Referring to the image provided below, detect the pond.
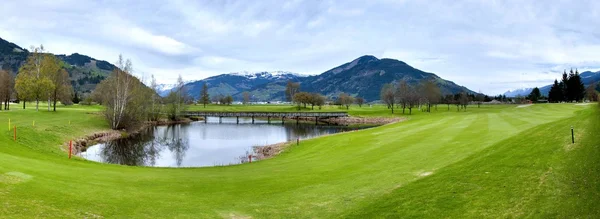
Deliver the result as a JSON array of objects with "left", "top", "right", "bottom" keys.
[{"left": 79, "top": 117, "right": 368, "bottom": 167}]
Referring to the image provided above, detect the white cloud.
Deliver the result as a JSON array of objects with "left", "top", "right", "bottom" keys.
[{"left": 1, "top": 0, "right": 599, "bottom": 95}]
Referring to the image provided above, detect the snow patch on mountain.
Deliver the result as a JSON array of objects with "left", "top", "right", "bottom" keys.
[{"left": 228, "top": 71, "right": 306, "bottom": 79}]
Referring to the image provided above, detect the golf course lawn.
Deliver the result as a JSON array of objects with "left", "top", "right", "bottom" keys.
[{"left": 0, "top": 103, "right": 598, "bottom": 218}]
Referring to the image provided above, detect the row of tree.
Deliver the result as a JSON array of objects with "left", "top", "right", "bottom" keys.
[
  {"left": 0, "top": 45, "right": 74, "bottom": 112},
  {"left": 548, "top": 69, "right": 586, "bottom": 102},
  {"left": 286, "top": 80, "right": 367, "bottom": 110},
  {"left": 381, "top": 80, "right": 483, "bottom": 114}
]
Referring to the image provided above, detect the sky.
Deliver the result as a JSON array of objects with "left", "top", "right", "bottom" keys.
[{"left": 1, "top": 0, "right": 600, "bottom": 95}]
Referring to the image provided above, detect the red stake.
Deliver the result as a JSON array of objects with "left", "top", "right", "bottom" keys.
[
  {"left": 248, "top": 154, "right": 252, "bottom": 163},
  {"left": 69, "top": 140, "right": 73, "bottom": 159},
  {"left": 13, "top": 126, "right": 16, "bottom": 141}
]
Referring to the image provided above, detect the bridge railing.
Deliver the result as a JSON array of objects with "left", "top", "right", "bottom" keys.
[{"left": 180, "top": 111, "right": 349, "bottom": 118}]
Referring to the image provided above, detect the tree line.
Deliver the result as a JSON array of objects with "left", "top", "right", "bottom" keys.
[
  {"left": 285, "top": 81, "right": 366, "bottom": 110},
  {"left": 0, "top": 45, "right": 74, "bottom": 112},
  {"left": 547, "top": 69, "right": 595, "bottom": 102},
  {"left": 380, "top": 79, "right": 487, "bottom": 114}
]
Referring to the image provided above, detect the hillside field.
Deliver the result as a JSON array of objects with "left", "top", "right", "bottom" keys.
[{"left": 0, "top": 103, "right": 598, "bottom": 218}]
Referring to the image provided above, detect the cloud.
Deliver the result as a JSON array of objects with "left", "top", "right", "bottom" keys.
[{"left": 0, "top": 0, "right": 599, "bottom": 95}]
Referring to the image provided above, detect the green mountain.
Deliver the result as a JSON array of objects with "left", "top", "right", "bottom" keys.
[
  {"left": 173, "top": 55, "right": 476, "bottom": 102},
  {"left": 0, "top": 37, "right": 116, "bottom": 94},
  {"left": 298, "top": 55, "right": 475, "bottom": 101}
]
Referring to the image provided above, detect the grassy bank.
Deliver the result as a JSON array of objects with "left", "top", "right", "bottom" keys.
[{"left": 0, "top": 103, "right": 598, "bottom": 218}]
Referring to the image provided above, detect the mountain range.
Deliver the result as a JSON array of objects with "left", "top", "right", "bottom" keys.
[
  {"left": 174, "top": 55, "right": 475, "bottom": 102},
  {"left": 503, "top": 71, "right": 600, "bottom": 97},
  {"left": 1, "top": 36, "right": 475, "bottom": 101},
  {"left": 0, "top": 37, "right": 116, "bottom": 94}
]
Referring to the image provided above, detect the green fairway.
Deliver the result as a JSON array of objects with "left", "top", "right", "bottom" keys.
[{"left": 0, "top": 103, "right": 598, "bottom": 218}]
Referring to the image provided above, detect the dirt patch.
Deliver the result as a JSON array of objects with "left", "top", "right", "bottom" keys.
[
  {"left": 418, "top": 172, "right": 433, "bottom": 177},
  {"left": 253, "top": 142, "right": 290, "bottom": 160},
  {"left": 516, "top": 104, "right": 533, "bottom": 108}
]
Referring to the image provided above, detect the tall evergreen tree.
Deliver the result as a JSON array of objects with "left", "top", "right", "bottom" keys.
[
  {"left": 548, "top": 79, "right": 564, "bottom": 102},
  {"left": 561, "top": 70, "right": 569, "bottom": 101},
  {"left": 528, "top": 87, "right": 541, "bottom": 102},
  {"left": 565, "top": 69, "right": 585, "bottom": 102}
]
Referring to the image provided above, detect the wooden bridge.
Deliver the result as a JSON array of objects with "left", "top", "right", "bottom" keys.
[{"left": 181, "top": 111, "right": 349, "bottom": 124}]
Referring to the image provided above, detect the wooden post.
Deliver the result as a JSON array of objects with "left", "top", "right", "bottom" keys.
[
  {"left": 248, "top": 155, "right": 252, "bottom": 163},
  {"left": 252, "top": 116, "right": 255, "bottom": 124},
  {"left": 268, "top": 116, "right": 271, "bottom": 124},
  {"left": 282, "top": 116, "right": 285, "bottom": 124},
  {"left": 219, "top": 116, "right": 222, "bottom": 123},
  {"left": 296, "top": 117, "right": 299, "bottom": 125},
  {"left": 69, "top": 140, "right": 73, "bottom": 159},
  {"left": 297, "top": 137, "right": 299, "bottom": 145},
  {"left": 13, "top": 126, "right": 16, "bottom": 141},
  {"left": 204, "top": 116, "right": 207, "bottom": 123},
  {"left": 315, "top": 117, "right": 318, "bottom": 125},
  {"left": 571, "top": 126, "right": 575, "bottom": 144}
]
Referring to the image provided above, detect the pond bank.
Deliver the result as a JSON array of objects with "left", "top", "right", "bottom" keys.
[
  {"left": 69, "top": 118, "right": 194, "bottom": 154},
  {"left": 253, "top": 116, "right": 406, "bottom": 160}
]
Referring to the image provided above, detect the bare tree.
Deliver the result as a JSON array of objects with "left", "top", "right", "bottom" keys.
[
  {"left": 94, "top": 55, "right": 150, "bottom": 129},
  {"left": 200, "top": 83, "right": 210, "bottom": 108},
  {"left": 243, "top": 91, "right": 250, "bottom": 104},
  {"left": 475, "top": 91, "right": 485, "bottom": 108},
  {"left": 338, "top": 93, "right": 354, "bottom": 110},
  {"left": 406, "top": 85, "right": 420, "bottom": 115},
  {"left": 313, "top": 94, "right": 326, "bottom": 110},
  {"left": 422, "top": 80, "right": 441, "bottom": 112},
  {"left": 293, "top": 92, "right": 311, "bottom": 110},
  {"left": 381, "top": 83, "right": 395, "bottom": 113},
  {"left": 585, "top": 83, "right": 598, "bottom": 102},
  {"left": 149, "top": 75, "right": 162, "bottom": 121},
  {"left": 165, "top": 75, "right": 188, "bottom": 120},
  {"left": 395, "top": 80, "right": 409, "bottom": 114},
  {"left": 355, "top": 97, "right": 365, "bottom": 107},
  {"left": 285, "top": 81, "right": 300, "bottom": 103},
  {"left": 459, "top": 92, "right": 470, "bottom": 111},
  {"left": 0, "top": 70, "right": 14, "bottom": 110},
  {"left": 48, "top": 67, "right": 72, "bottom": 111}
]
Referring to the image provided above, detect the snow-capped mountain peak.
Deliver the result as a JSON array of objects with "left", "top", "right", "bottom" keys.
[{"left": 227, "top": 71, "right": 305, "bottom": 79}]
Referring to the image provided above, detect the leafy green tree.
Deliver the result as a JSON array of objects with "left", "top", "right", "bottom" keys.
[{"left": 15, "top": 46, "right": 55, "bottom": 111}]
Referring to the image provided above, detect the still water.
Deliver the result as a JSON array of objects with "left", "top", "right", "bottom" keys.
[{"left": 80, "top": 117, "right": 363, "bottom": 167}]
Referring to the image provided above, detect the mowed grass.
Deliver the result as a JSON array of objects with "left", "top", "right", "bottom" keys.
[{"left": 0, "top": 103, "right": 598, "bottom": 218}]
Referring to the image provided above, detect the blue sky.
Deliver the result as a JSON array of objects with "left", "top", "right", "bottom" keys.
[{"left": 1, "top": 0, "right": 599, "bottom": 95}]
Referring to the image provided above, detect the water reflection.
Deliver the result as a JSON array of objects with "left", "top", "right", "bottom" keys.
[{"left": 80, "top": 118, "right": 370, "bottom": 167}]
